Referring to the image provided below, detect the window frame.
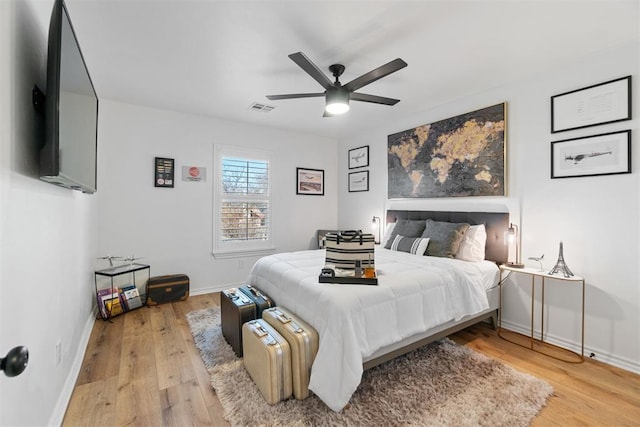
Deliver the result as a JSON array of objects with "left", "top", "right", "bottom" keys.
[{"left": 212, "top": 145, "right": 275, "bottom": 258}]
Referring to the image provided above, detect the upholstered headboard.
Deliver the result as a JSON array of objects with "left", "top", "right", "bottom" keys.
[{"left": 385, "top": 210, "right": 509, "bottom": 264}]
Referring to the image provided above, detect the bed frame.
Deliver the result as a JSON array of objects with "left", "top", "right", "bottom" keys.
[{"left": 362, "top": 210, "right": 509, "bottom": 369}]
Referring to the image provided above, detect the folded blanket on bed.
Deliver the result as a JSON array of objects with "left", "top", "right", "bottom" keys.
[{"left": 247, "top": 247, "right": 498, "bottom": 411}]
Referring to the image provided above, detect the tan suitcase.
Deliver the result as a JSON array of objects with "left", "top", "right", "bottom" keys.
[
  {"left": 242, "top": 319, "right": 292, "bottom": 404},
  {"left": 262, "top": 307, "right": 319, "bottom": 400}
]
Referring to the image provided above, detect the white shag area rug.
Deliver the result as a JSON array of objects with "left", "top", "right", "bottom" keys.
[{"left": 186, "top": 307, "right": 553, "bottom": 426}]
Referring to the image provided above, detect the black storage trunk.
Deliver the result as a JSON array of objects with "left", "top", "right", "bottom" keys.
[
  {"left": 221, "top": 288, "right": 256, "bottom": 357},
  {"left": 146, "top": 274, "right": 189, "bottom": 306}
]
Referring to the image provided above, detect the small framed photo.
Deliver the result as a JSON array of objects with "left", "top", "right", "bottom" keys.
[
  {"left": 551, "top": 130, "right": 631, "bottom": 179},
  {"left": 154, "top": 157, "right": 175, "bottom": 188},
  {"left": 296, "top": 167, "right": 324, "bottom": 195},
  {"left": 551, "top": 76, "right": 631, "bottom": 133},
  {"left": 348, "top": 145, "right": 369, "bottom": 169},
  {"left": 348, "top": 170, "right": 369, "bottom": 192}
]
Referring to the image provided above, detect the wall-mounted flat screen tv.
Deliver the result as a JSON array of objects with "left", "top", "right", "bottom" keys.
[{"left": 40, "top": 0, "right": 98, "bottom": 194}]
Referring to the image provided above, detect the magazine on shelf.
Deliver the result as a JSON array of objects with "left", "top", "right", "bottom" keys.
[{"left": 121, "top": 284, "right": 143, "bottom": 310}]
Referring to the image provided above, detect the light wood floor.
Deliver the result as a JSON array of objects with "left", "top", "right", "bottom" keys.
[{"left": 63, "top": 293, "right": 640, "bottom": 426}]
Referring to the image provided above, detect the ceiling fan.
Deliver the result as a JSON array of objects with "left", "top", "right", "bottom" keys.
[{"left": 266, "top": 52, "right": 407, "bottom": 117}]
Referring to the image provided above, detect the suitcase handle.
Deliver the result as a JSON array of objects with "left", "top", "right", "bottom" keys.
[
  {"left": 226, "top": 288, "right": 251, "bottom": 304},
  {"left": 246, "top": 284, "right": 264, "bottom": 298},
  {"left": 272, "top": 309, "right": 303, "bottom": 333},
  {"left": 251, "top": 322, "right": 277, "bottom": 346}
]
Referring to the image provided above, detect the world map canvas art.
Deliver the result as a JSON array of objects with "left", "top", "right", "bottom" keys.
[{"left": 388, "top": 103, "right": 506, "bottom": 198}]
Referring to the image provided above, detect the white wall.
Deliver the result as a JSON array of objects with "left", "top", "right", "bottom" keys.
[
  {"left": 97, "top": 100, "right": 338, "bottom": 294},
  {"left": 338, "top": 40, "right": 640, "bottom": 373},
  {"left": 0, "top": 1, "right": 98, "bottom": 426}
]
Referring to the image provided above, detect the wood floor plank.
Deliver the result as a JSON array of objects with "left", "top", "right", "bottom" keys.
[
  {"left": 114, "top": 308, "right": 165, "bottom": 427},
  {"left": 64, "top": 293, "right": 640, "bottom": 427},
  {"left": 172, "top": 296, "right": 220, "bottom": 408},
  {"left": 451, "top": 324, "right": 640, "bottom": 426},
  {"left": 114, "top": 379, "right": 165, "bottom": 427},
  {"left": 63, "top": 375, "right": 119, "bottom": 426},
  {"left": 159, "top": 380, "right": 212, "bottom": 426},
  {"left": 75, "top": 315, "right": 124, "bottom": 385},
  {"left": 149, "top": 304, "right": 197, "bottom": 390}
]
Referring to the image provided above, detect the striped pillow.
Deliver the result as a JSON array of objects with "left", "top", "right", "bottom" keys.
[{"left": 390, "top": 235, "right": 430, "bottom": 255}]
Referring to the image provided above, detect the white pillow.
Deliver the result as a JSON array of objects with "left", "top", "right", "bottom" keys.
[
  {"left": 380, "top": 222, "right": 396, "bottom": 247},
  {"left": 390, "top": 235, "right": 430, "bottom": 255},
  {"left": 455, "top": 224, "right": 486, "bottom": 262}
]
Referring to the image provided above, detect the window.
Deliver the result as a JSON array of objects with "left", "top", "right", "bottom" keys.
[{"left": 213, "top": 146, "right": 274, "bottom": 257}]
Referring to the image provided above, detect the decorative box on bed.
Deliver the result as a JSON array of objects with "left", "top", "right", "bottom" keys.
[{"left": 247, "top": 210, "right": 509, "bottom": 412}]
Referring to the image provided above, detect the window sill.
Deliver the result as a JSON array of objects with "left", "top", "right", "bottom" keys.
[{"left": 212, "top": 247, "right": 276, "bottom": 259}]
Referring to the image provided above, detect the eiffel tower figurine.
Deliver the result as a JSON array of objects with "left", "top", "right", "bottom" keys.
[{"left": 548, "top": 241, "right": 574, "bottom": 278}]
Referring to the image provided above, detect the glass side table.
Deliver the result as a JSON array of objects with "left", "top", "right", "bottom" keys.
[{"left": 94, "top": 263, "right": 150, "bottom": 320}]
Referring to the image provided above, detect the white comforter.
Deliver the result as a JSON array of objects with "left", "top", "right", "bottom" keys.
[{"left": 247, "top": 247, "right": 499, "bottom": 412}]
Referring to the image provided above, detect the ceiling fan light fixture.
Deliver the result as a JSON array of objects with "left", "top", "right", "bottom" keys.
[{"left": 325, "top": 86, "right": 350, "bottom": 115}]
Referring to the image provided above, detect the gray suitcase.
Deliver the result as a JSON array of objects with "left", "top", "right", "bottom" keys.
[
  {"left": 242, "top": 319, "right": 293, "bottom": 404},
  {"left": 262, "top": 307, "right": 319, "bottom": 400}
]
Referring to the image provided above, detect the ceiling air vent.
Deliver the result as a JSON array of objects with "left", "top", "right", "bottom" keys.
[{"left": 249, "top": 102, "right": 275, "bottom": 113}]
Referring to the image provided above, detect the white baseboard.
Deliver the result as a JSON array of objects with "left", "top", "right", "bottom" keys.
[
  {"left": 190, "top": 281, "right": 244, "bottom": 296},
  {"left": 48, "top": 308, "right": 97, "bottom": 427},
  {"left": 500, "top": 320, "right": 640, "bottom": 375}
]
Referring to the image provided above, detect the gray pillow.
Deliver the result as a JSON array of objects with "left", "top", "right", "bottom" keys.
[
  {"left": 383, "top": 219, "right": 426, "bottom": 249},
  {"left": 421, "top": 219, "right": 470, "bottom": 258}
]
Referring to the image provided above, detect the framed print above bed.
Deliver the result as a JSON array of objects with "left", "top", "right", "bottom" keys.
[
  {"left": 551, "top": 76, "right": 631, "bottom": 133},
  {"left": 551, "top": 130, "right": 631, "bottom": 179},
  {"left": 387, "top": 102, "right": 506, "bottom": 198},
  {"left": 348, "top": 145, "right": 369, "bottom": 169},
  {"left": 296, "top": 167, "right": 324, "bottom": 195}
]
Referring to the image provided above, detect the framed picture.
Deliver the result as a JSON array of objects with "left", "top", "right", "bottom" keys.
[
  {"left": 551, "top": 130, "right": 631, "bottom": 179},
  {"left": 348, "top": 145, "right": 369, "bottom": 169},
  {"left": 181, "top": 165, "right": 206, "bottom": 182},
  {"left": 551, "top": 76, "right": 631, "bottom": 133},
  {"left": 348, "top": 170, "right": 369, "bottom": 192},
  {"left": 296, "top": 167, "right": 324, "bottom": 195},
  {"left": 387, "top": 102, "right": 506, "bottom": 198},
  {"left": 154, "top": 157, "right": 174, "bottom": 188}
]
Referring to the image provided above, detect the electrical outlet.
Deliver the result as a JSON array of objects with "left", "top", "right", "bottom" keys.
[{"left": 55, "top": 340, "right": 62, "bottom": 366}]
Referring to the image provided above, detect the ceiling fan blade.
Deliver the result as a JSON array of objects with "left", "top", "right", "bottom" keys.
[
  {"left": 288, "top": 52, "right": 333, "bottom": 90},
  {"left": 351, "top": 92, "right": 400, "bottom": 105},
  {"left": 343, "top": 58, "right": 407, "bottom": 92},
  {"left": 266, "top": 93, "right": 325, "bottom": 100}
]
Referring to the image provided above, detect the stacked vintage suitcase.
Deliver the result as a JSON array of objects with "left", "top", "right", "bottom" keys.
[
  {"left": 220, "top": 285, "right": 319, "bottom": 404},
  {"left": 221, "top": 285, "right": 274, "bottom": 357}
]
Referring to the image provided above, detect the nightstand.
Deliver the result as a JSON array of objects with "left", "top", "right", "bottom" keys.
[{"left": 498, "top": 265, "right": 585, "bottom": 363}]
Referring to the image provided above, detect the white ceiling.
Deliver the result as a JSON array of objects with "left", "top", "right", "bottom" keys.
[{"left": 61, "top": 0, "right": 638, "bottom": 140}]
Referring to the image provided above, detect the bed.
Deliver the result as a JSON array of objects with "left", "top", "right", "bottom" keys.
[{"left": 247, "top": 210, "right": 509, "bottom": 412}]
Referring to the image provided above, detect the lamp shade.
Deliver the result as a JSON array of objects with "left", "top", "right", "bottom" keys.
[
  {"left": 325, "top": 86, "right": 350, "bottom": 115},
  {"left": 504, "top": 223, "right": 524, "bottom": 268},
  {"left": 371, "top": 216, "right": 381, "bottom": 244}
]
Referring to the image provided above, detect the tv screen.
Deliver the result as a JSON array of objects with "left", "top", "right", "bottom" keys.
[{"left": 40, "top": 0, "right": 98, "bottom": 194}]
